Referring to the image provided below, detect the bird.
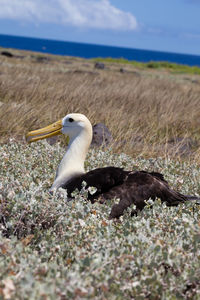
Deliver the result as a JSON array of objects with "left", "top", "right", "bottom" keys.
[{"left": 26, "top": 113, "right": 200, "bottom": 219}]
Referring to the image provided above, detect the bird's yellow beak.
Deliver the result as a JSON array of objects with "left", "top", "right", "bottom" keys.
[{"left": 26, "top": 119, "right": 63, "bottom": 143}]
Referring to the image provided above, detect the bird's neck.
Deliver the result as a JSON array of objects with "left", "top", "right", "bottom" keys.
[{"left": 50, "top": 131, "right": 92, "bottom": 191}]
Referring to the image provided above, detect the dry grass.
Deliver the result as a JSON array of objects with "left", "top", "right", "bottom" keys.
[{"left": 0, "top": 48, "right": 200, "bottom": 161}]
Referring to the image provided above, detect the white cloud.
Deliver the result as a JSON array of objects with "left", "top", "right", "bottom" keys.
[{"left": 0, "top": 0, "right": 138, "bottom": 31}]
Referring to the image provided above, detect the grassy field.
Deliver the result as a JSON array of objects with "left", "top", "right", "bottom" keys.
[
  {"left": 0, "top": 48, "right": 200, "bottom": 299},
  {"left": 0, "top": 47, "right": 200, "bottom": 161}
]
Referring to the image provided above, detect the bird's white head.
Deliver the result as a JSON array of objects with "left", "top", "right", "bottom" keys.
[
  {"left": 26, "top": 113, "right": 93, "bottom": 190},
  {"left": 26, "top": 113, "right": 93, "bottom": 146},
  {"left": 61, "top": 113, "right": 93, "bottom": 145}
]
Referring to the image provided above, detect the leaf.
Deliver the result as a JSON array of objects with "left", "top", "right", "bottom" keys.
[
  {"left": 21, "top": 234, "right": 34, "bottom": 246},
  {"left": 78, "top": 219, "right": 86, "bottom": 227},
  {"left": 66, "top": 258, "right": 72, "bottom": 265},
  {"left": 0, "top": 243, "right": 9, "bottom": 255},
  {"left": 75, "top": 288, "right": 87, "bottom": 297},
  {"left": 82, "top": 257, "right": 90, "bottom": 267},
  {"left": 194, "top": 234, "right": 200, "bottom": 243},
  {"left": 101, "top": 220, "right": 108, "bottom": 226},
  {"left": 2, "top": 278, "right": 15, "bottom": 300}
]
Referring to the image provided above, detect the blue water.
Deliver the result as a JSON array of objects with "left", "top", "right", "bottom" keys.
[{"left": 0, "top": 34, "right": 200, "bottom": 67}]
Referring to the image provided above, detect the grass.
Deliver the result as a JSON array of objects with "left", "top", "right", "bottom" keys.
[
  {"left": 94, "top": 57, "right": 200, "bottom": 75},
  {"left": 0, "top": 48, "right": 200, "bottom": 299},
  {"left": 0, "top": 47, "right": 200, "bottom": 162}
]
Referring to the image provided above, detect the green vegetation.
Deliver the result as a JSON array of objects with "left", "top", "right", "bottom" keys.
[
  {"left": 0, "top": 141, "right": 200, "bottom": 299},
  {"left": 94, "top": 57, "right": 200, "bottom": 75}
]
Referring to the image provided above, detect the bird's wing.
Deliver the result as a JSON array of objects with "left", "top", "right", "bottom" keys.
[
  {"left": 107, "top": 171, "right": 187, "bottom": 218},
  {"left": 61, "top": 167, "right": 129, "bottom": 199}
]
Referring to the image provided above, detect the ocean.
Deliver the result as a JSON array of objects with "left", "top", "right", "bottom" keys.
[{"left": 0, "top": 33, "right": 200, "bottom": 67}]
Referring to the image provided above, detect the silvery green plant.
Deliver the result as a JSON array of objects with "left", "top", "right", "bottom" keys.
[{"left": 0, "top": 140, "right": 200, "bottom": 299}]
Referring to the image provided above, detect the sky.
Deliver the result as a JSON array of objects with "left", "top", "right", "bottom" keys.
[{"left": 0, "top": 0, "right": 200, "bottom": 55}]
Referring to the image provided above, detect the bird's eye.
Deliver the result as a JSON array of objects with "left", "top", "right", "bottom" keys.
[{"left": 68, "top": 118, "right": 74, "bottom": 123}]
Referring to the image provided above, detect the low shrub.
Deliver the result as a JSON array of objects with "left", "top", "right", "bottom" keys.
[{"left": 0, "top": 141, "right": 200, "bottom": 299}]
